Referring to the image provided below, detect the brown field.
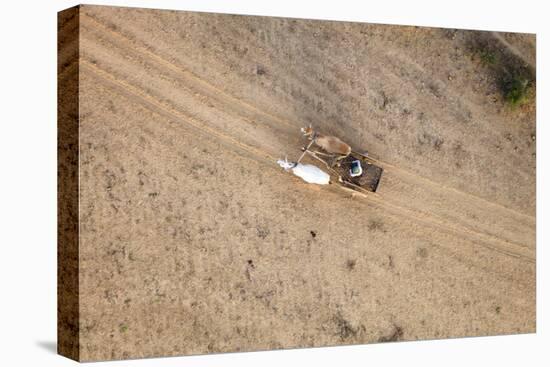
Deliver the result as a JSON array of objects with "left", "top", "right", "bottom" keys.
[{"left": 58, "top": 5, "right": 536, "bottom": 362}]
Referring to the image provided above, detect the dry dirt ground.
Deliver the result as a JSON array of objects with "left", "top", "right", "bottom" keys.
[{"left": 60, "top": 5, "right": 535, "bottom": 361}]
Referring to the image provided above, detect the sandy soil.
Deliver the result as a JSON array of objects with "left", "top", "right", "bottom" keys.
[{"left": 63, "top": 5, "right": 535, "bottom": 361}]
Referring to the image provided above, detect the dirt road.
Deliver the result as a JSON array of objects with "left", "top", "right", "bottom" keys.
[{"left": 63, "top": 5, "right": 535, "bottom": 361}]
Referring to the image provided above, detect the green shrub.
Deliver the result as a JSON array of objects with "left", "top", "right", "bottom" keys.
[{"left": 504, "top": 75, "right": 530, "bottom": 107}]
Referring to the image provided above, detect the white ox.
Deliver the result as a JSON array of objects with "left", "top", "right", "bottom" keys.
[{"left": 277, "top": 159, "right": 330, "bottom": 185}]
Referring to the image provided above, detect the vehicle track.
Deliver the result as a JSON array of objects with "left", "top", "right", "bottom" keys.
[
  {"left": 81, "top": 57, "right": 534, "bottom": 265},
  {"left": 81, "top": 14, "right": 534, "bottom": 255},
  {"left": 81, "top": 12, "right": 534, "bottom": 246},
  {"left": 80, "top": 11, "right": 535, "bottom": 219},
  {"left": 74, "top": 9, "right": 536, "bottom": 358}
]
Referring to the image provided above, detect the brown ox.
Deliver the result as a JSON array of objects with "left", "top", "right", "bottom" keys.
[{"left": 300, "top": 125, "right": 352, "bottom": 160}]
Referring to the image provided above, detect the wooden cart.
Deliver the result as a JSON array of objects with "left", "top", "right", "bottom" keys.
[{"left": 302, "top": 148, "right": 383, "bottom": 195}]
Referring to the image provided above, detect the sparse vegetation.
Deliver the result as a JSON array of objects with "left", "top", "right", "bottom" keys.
[
  {"left": 346, "top": 259, "right": 356, "bottom": 270},
  {"left": 503, "top": 74, "right": 531, "bottom": 107},
  {"left": 66, "top": 11, "right": 536, "bottom": 359},
  {"left": 256, "top": 226, "right": 270, "bottom": 239},
  {"left": 334, "top": 313, "right": 358, "bottom": 341},
  {"left": 470, "top": 34, "right": 535, "bottom": 108},
  {"left": 368, "top": 219, "right": 385, "bottom": 232},
  {"left": 478, "top": 49, "right": 497, "bottom": 65},
  {"left": 433, "top": 137, "right": 444, "bottom": 151}
]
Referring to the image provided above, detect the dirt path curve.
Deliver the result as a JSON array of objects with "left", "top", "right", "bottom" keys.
[
  {"left": 75, "top": 6, "right": 535, "bottom": 360},
  {"left": 80, "top": 11, "right": 535, "bottom": 263},
  {"left": 80, "top": 54, "right": 535, "bottom": 265}
]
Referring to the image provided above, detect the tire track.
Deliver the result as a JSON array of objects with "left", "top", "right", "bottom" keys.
[
  {"left": 81, "top": 13, "right": 299, "bottom": 134},
  {"left": 81, "top": 59, "right": 534, "bottom": 263},
  {"left": 74, "top": 9, "right": 536, "bottom": 357},
  {"left": 82, "top": 67, "right": 533, "bottom": 290},
  {"left": 81, "top": 59, "right": 278, "bottom": 164},
  {"left": 375, "top": 156, "right": 535, "bottom": 218},
  {"left": 366, "top": 192, "right": 533, "bottom": 262},
  {"left": 79, "top": 14, "right": 534, "bottom": 264},
  {"left": 79, "top": 19, "right": 296, "bottom": 160},
  {"left": 81, "top": 10, "right": 535, "bottom": 224}
]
